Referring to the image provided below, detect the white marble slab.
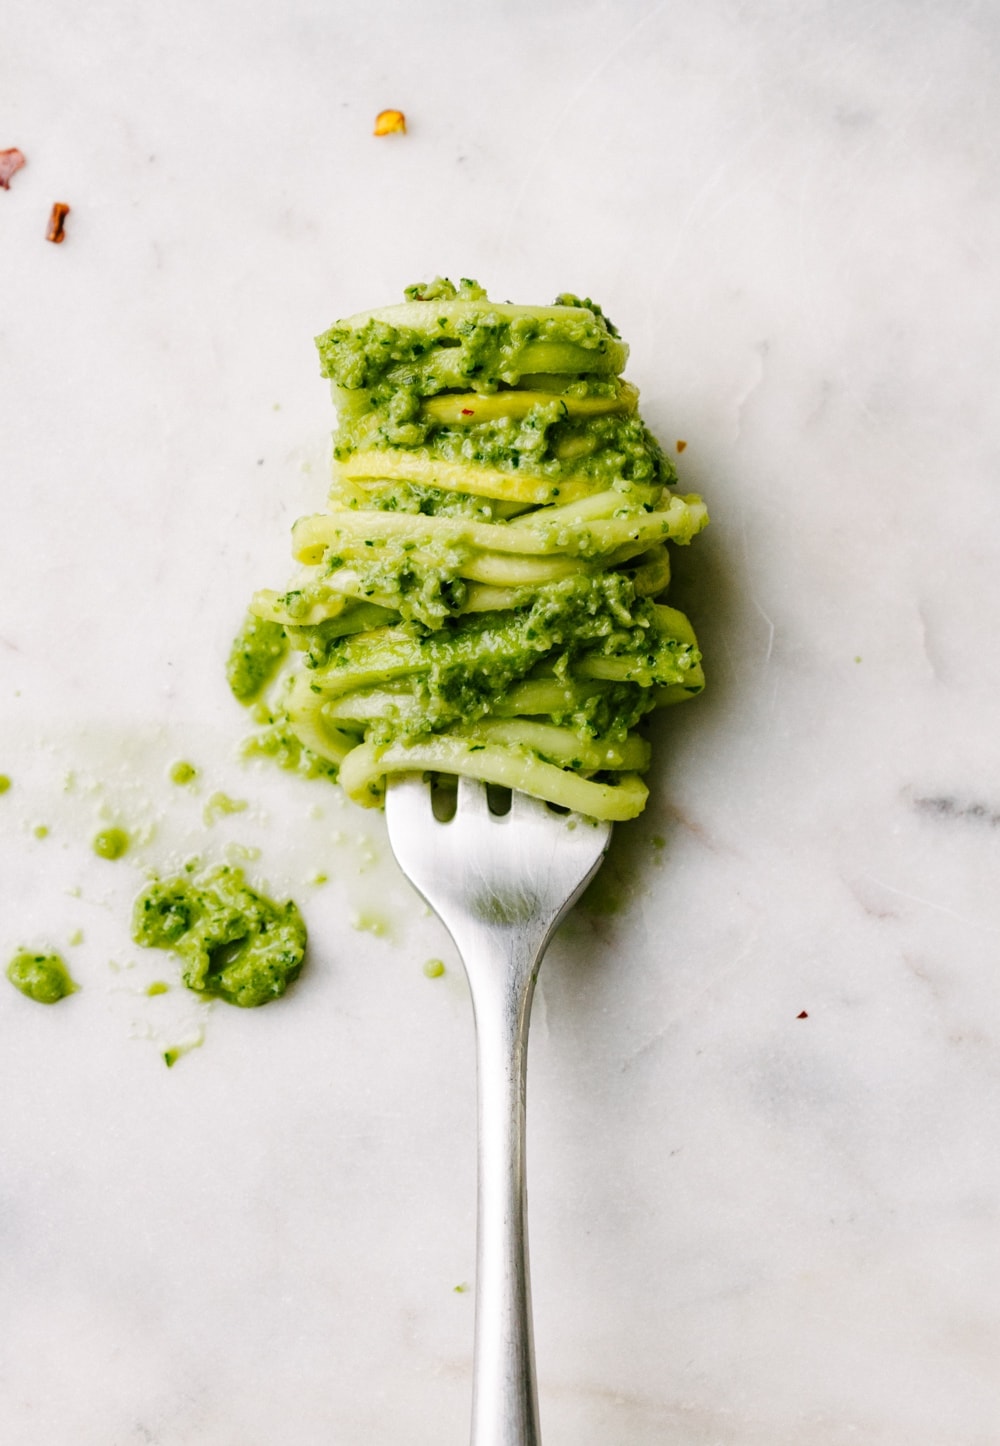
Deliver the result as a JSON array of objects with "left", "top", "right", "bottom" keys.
[{"left": 2, "top": 1, "right": 999, "bottom": 1441}]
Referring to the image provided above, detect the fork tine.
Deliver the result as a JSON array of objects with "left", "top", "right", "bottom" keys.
[
  {"left": 383, "top": 772, "right": 429, "bottom": 828},
  {"left": 509, "top": 789, "right": 555, "bottom": 823},
  {"left": 456, "top": 774, "right": 491, "bottom": 817}
]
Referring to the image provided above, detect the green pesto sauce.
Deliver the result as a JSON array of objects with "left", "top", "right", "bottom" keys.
[
  {"left": 423, "top": 958, "right": 445, "bottom": 979},
  {"left": 312, "top": 573, "right": 695, "bottom": 747},
  {"left": 227, "top": 612, "right": 288, "bottom": 703},
  {"left": 403, "top": 276, "right": 487, "bottom": 303},
  {"left": 93, "top": 827, "right": 129, "bottom": 860},
  {"left": 7, "top": 951, "right": 78, "bottom": 1004},
  {"left": 316, "top": 282, "right": 625, "bottom": 399},
  {"left": 131, "top": 865, "right": 307, "bottom": 1008},
  {"left": 335, "top": 401, "right": 673, "bottom": 493},
  {"left": 240, "top": 719, "right": 339, "bottom": 781},
  {"left": 33, "top": 824, "right": 49, "bottom": 840},
  {"left": 170, "top": 760, "right": 198, "bottom": 785},
  {"left": 146, "top": 980, "right": 169, "bottom": 996},
  {"left": 0, "top": 775, "right": 10, "bottom": 794}
]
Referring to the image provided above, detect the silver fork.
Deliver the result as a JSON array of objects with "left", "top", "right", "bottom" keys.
[{"left": 385, "top": 774, "right": 613, "bottom": 1446}]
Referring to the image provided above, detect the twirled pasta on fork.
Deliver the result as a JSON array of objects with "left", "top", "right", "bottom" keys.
[{"left": 229, "top": 277, "right": 708, "bottom": 821}]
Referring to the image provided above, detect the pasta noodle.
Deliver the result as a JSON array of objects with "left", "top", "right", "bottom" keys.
[{"left": 229, "top": 277, "right": 708, "bottom": 821}]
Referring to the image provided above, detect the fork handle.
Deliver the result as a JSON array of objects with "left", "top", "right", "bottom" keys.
[{"left": 463, "top": 925, "right": 544, "bottom": 1446}]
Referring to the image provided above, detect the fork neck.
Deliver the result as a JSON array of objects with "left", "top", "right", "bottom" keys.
[{"left": 454, "top": 923, "right": 545, "bottom": 1446}]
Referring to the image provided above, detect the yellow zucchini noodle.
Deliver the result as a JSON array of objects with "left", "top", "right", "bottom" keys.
[{"left": 228, "top": 277, "right": 708, "bottom": 821}]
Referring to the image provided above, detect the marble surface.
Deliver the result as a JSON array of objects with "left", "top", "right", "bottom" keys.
[{"left": 2, "top": 1, "right": 999, "bottom": 1441}]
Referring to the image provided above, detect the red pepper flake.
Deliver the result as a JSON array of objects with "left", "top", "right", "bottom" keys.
[
  {"left": 46, "top": 202, "right": 70, "bottom": 243},
  {"left": 373, "top": 109, "right": 406, "bottom": 137},
  {"left": 0, "top": 148, "right": 26, "bottom": 189},
  {"left": 676, "top": 439, "right": 688, "bottom": 453},
  {"left": 461, "top": 408, "right": 475, "bottom": 416},
  {"left": 796, "top": 1010, "right": 808, "bottom": 1019}
]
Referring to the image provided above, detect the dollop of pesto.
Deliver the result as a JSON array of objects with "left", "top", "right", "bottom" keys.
[
  {"left": 131, "top": 865, "right": 306, "bottom": 1008},
  {"left": 0, "top": 775, "right": 11, "bottom": 794},
  {"left": 169, "top": 760, "right": 198, "bottom": 785},
  {"left": 227, "top": 612, "right": 288, "bottom": 703},
  {"left": 7, "top": 951, "right": 77, "bottom": 1004}
]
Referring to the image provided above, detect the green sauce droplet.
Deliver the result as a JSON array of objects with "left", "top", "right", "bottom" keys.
[
  {"left": 33, "top": 824, "right": 49, "bottom": 840},
  {"left": 93, "top": 827, "right": 129, "bottom": 860},
  {"left": 423, "top": 958, "right": 445, "bottom": 978},
  {"left": 6, "top": 951, "right": 77, "bottom": 1004},
  {"left": 169, "top": 761, "right": 198, "bottom": 785},
  {"left": 146, "top": 980, "right": 169, "bottom": 997},
  {"left": 0, "top": 775, "right": 11, "bottom": 794}
]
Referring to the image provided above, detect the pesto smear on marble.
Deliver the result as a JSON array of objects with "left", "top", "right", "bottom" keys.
[{"left": 227, "top": 616, "right": 287, "bottom": 702}]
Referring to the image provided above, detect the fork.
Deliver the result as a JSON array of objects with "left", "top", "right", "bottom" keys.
[{"left": 385, "top": 774, "right": 613, "bottom": 1446}]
